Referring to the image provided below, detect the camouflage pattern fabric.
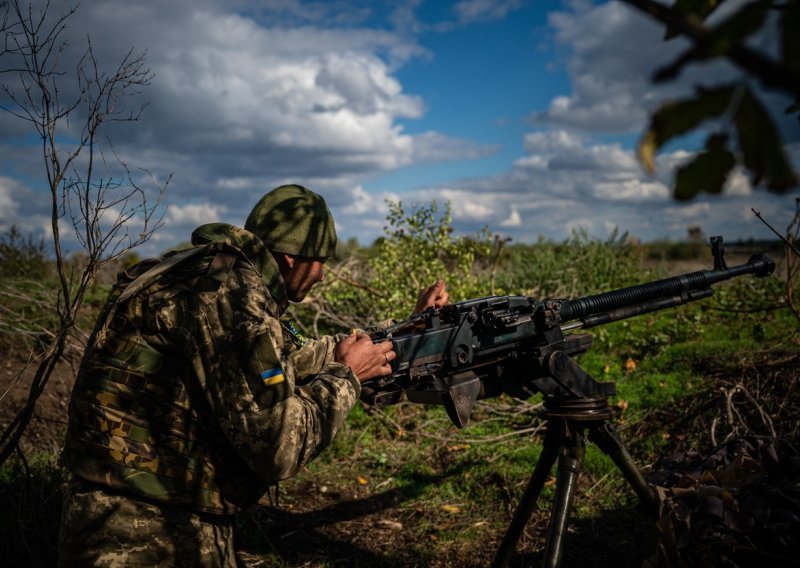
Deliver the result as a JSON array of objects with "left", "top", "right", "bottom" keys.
[
  {"left": 62, "top": 222, "right": 360, "bottom": 519},
  {"left": 58, "top": 479, "right": 236, "bottom": 567},
  {"left": 244, "top": 184, "right": 338, "bottom": 258}
]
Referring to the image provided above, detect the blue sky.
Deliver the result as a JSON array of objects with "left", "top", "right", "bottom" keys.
[{"left": 0, "top": 0, "right": 797, "bottom": 258}]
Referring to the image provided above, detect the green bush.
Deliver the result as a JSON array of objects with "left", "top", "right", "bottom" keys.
[
  {"left": 2, "top": 201, "right": 796, "bottom": 567},
  {"left": 496, "top": 228, "right": 653, "bottom": 299},
  {"left": 0, "top": 226, "right": 50, "bottom": 280},
  {"left": 292, "top": 200, "right": 503, "bottom": 331}
]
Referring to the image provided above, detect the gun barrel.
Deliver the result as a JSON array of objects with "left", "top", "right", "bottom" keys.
[{"left": 559, "top": 253, "right": 774, "bottom": 324}]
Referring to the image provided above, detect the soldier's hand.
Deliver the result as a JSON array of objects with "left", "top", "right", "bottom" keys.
[
  {"left": 412, "top": 279, "right": 449, "bottom": 316},
  {"left": 335, "top": 332, "right": 395, "bottom": 382}
]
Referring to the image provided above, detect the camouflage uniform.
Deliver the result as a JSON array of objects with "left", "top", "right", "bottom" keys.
[{"left": 58, "top": 223, "right": 359, "bottom": 567}]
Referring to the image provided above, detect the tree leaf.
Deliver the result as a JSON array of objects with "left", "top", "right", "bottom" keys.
[
  {"left": 638, "top": 86, "right": 735, "bottom": 173},
  {"left": 734, "top": 88, "right": 799, "bottom": 191},
  {"left": 782, "top": 0, "right": 800, "bottom": 75},
  {"left": 638, "top": 131, "right": 659, "bottom": 174},
  {"left": 674, "top": 134, "right": 736, "bottom": 200},
  {"left": 700, "top": 1, "right": 770, "bottom": 58},
  {"left": 658, "top": 1, "right": 770, "bottom": 80},
  {"left": 665, "top": 0, "right": 726, "bottom": 40}
]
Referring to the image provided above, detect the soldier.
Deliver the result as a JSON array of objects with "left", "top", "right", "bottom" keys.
[{"left": 57, "top": 184, "right": 449, "bottom": 567}]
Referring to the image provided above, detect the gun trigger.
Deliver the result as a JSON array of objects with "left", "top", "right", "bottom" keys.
[{"left": 444, "top": 371, "right": 481, "bottom": 429}]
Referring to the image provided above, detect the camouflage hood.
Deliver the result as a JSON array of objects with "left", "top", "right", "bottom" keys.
[{"left": 191, "top": 222, "right": 289, "bottom": 312}]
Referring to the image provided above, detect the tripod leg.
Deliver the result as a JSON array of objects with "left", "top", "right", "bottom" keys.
[
  {"left": 541, "top": 422, "right": 585, "bottom": 568},
  {"left": 588, "top": 422, "right": 658, "bottom": 515},
  {"left": 492, "top": 421, "right": 562, "bottom": 568}
]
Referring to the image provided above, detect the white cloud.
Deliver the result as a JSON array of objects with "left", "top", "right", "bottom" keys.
[
  {"left": 534, "top": 1, "right": 747, "bottom": 133},
  {"left": 0, "top": 177, "right": 51, "bottom": 240},
  {"left": 166, "top": 203, "right": 227, "bottom": 225},
  {"left": 722, "top": 170, "right": 754, "bottom": 197},
  {"left": 592, "top": 179, "right": 669, "bottom": 201},
  {"left": 138, "top": 25, "right": 425, "bottom": 171},
  {"left": 2, "top": 0, "right": 794, "bottom": 259},
  {"left": 402, "top": 123, "right": 795, "bottom": 246},
  {"left": 0, "top": 0, "right": 452, "bottom": 195},
  {"left": 0, "top": 177, "right": 20, "bottom": 221},
  {"left": 0, "top": 0, "right": 491, "bottom": 256},
  {"left": 322, "top": 185, "right": 406, "bottom": 244},
  {"left": 500, "top": 207, "right": 521, "bottom": 227},
  {"left": 449, "top": 197, "right": 493, "bottom": 220},
  {"left": 342, "top": 185, "right": 385, "bottom": 216}
]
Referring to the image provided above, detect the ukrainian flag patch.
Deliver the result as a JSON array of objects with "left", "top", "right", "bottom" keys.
[{"left": 260, "top": 367, "right": 285, "bottom": 386}]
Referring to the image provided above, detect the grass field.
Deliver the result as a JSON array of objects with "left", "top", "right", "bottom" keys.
[{"left": 1, "top": 236, "right": 798, "bottom": 567}]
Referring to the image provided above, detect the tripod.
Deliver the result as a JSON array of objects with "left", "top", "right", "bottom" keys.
[{"left": 492, "top": 395, "right": 658, "bottom": 568}]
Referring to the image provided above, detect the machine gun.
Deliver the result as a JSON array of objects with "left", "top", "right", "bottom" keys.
[
  {"left": 363, "top": 236, "right": 774, "bottom": 428},
  {"left": 362, "top": 237, "right": 775, "bottom": 567}
]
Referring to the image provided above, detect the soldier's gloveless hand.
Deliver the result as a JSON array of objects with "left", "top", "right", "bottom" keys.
[
  {"left": 334, "top": 332, "right": 395, "bottom": 382},
  {"left": 413, "top": 279, "right": 449, "bottom": 316}
]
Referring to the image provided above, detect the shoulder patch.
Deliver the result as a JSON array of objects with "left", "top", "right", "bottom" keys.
[
  {"left": 281, "top": 319, "right": 309, "bottom": 348},
  {"left": 260, "top": 367, "right": 285, "bottom": 386}
]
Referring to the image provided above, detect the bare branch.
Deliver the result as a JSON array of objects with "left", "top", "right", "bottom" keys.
[
  {"left": 753, "top": 204, "right": 800, "bottom": 325},
  {"left": 752, "top": 208, "right": 800, "bottom": 258},
  {"left": 0, "top": 0, "right": 169, "bottom": 467}
]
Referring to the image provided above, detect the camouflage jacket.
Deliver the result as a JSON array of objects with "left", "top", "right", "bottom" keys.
[{"left": 62, "top": 223, "right": 360, "bottom": 515}]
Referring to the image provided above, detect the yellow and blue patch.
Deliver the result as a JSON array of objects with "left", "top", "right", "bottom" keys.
[{"left": 260, "top": 367, "right": 285, "bottom": 386}]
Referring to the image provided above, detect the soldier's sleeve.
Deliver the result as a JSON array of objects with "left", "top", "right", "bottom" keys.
[
  {"left": 162, "top": 268, "right": 360, "bottom": 482},
  {"left": 289, "top": 314, "right": 396, "bottom": 377},
  {"left": 289, "top": 336, "right": 338, "bottom": 382}
]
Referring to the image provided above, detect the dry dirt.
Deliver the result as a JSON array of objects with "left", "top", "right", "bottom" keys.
[{"left": 1, "top": 356, "right": 79, "bottom": 456}]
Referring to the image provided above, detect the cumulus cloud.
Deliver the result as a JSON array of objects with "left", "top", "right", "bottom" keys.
[
  {"left": 0, "top": 0, "right": 489, "bottom": 256},
  {"left": 326, "top": 185, "right": 401, "bottom": 243},
  {"left": 165, "top": 203, "right": 228, "bottom": 225},
  {"left": 511, "top": 130, "right": 663, "bottom": 201},
  {"left": 532, "top": 0, "right": 790, "bottom": 137},
  {"left": 592, "top": 179, "right": 669, "bottom": 201},
  {"left": 119, "top": 18, "right": 428, "bottom": 181},
  {"left": 400, "top": 125, "right": 790, "bottom": 246},
  {"left": 0, "top": 176, "right": 52, "bottom": 239},
  {"left": 500, "top": 207, "right": 521, "bottom": 227},
  {"left": 3, "top": 0, "right": 794, "bottom": 259},
  {"left": 0, "top": 177, "right": 20, "bottom": 222},
  {"left": 533, "top": 1, "right": 681, "bottom": 132},
  {"left": 336, "top": 185, "right": 387, "bottom": 216}
]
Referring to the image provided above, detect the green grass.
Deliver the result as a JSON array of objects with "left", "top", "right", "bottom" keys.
[{"left": 2, "top": 237, "right": 797, "bottom": 566}]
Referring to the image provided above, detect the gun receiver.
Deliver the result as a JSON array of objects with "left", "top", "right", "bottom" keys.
[{"left": 362, "top": 237, "right": 774, "bottom": 428}]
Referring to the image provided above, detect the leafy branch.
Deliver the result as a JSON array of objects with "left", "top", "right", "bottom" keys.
[{"left": 622, "top": 0, "right": 799, "bottom": 199}]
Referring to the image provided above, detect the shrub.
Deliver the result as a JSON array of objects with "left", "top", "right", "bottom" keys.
[
  {"left": 292, "top": 200, "right": 504, "bottom": 332},
  {"left": 496, "top": 227, "right": 652, "bottom": 299},
  {"left": 0, "top": 226, "right": 50, "bottom": 280}
]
